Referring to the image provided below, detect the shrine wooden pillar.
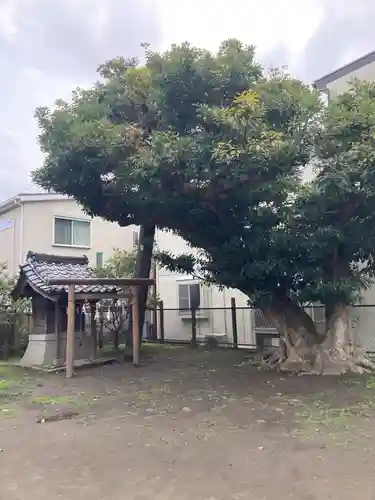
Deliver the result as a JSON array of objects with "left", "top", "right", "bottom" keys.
[
  {"left": 90, "top": 301, "right": 97, "bottom": 360},
  {"left": 66, "top": 284, "right": 76, "bottom": 378},
  {"left": 54, "top": 301, "right": 60, "bottom": 365}
]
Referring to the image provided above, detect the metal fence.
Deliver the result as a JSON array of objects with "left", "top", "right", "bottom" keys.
[
  {"left": 6, "top": 302, "right": 375, "bottom": 356},
  {"left": 149, "top": 302, "right": 375, "bottom": 353},
  {"left": 351, "top": 304, "right": 375, "bottom": 353}
]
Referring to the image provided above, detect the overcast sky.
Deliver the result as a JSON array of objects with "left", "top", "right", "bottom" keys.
[{"left": 0, "top": 0, "right": 374, "bottom": 201}]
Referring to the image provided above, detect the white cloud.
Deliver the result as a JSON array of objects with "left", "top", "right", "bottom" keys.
[
  {"left": 156, "top": 0, "right": 323, "bottom": 62},
  {"left": 0, "top": 0, "right": 161, "bottom": 200},
  {"left": 0, "top": 0, "right": 18, "bottom": 42},
  {"left": 0, "top": 0, "right": 374, "bottom": 201}
]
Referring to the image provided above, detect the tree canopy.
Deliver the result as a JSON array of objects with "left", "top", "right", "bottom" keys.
[
  {"left": 33, "top": 40, "right": 375, "bottom": 374},
  {"left": 96, "top": 248, "right": 137, "bottom": 279}
]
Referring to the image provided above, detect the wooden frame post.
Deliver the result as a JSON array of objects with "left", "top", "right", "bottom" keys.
[
  {"left": 132, "top": 286, "right": 140, "bottom": 366},
  {"left": 90, "top": 301, "right": 97, "bottom": 360},
  {"left": 55, "top": 302, "right": 60, "bottom": 365},
  {"left": 66, "top": 284, "right": 76, "bottom": 378},
  {"left": 231, "top": 297, "right": 238, "bottom": 348},
  {"left": 191, "top": 308, "right": 197, "bottom": 348},
  {"left": 159, "top": 300, "right": 165, "bottom": 344}
]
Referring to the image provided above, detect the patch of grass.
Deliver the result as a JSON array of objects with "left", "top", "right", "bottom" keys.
[
  {"left": 0, "top": 379, "right": 12, "bottom": 390},
  {"left": 292, "top": 392, "right": 375, "bottom": 441},
  {"left": 30, "top": 395, "right": 75, "bottom": 405},
  {"left": 365, "top": 376, "right": 375, "bottom": 389},
  {"left": 142, "top": 343, "right": 185, "bottom": 350},
  {"left": 0, "top": 363, "right": 38, "bottom": 401},
  {"left": 27, "top": 392, "right": 97, "bottom": 420},
  {"left": 0, "top": 404, "right": 17, "bottom": 419}
]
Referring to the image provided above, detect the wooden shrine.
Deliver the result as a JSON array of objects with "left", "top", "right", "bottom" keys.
[{"left": 12, "top": 251, "right": 154, "bottom": 377}]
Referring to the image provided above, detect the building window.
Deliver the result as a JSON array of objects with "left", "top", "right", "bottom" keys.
[
  {"left": 96, "top": 252, "right": 104, "bottom": 269},
  {"left": 133, "top": 230, "right": 139, "bottom": 248},
  {"left": 54, "top": 217, "right": 91, "bottom": 247},
  {"left": 178, "top": 282, "right": 201, "bottom": 311}
]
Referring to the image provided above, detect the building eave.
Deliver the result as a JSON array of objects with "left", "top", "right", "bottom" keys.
[
  {"left": 0, "top": 193, "right": 70, "bottom": 216},
  {"left": 313, "top": 49, "right": 375, "bottom": 91}
]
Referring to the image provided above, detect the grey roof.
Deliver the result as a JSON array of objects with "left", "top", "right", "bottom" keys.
[
  {"left": 313, "top": 49, "right": 375, "bottom": 91},
  {"left": 313, "top": 50, "right": 375, "bottom": 91},
  {"left": 13, "top": 251, "right": 119, "bottom": 300}
]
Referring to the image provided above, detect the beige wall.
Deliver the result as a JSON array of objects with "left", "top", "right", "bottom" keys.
[
  {"left": 0, "top": 205, "right": 21, "bottom": 275},
  {"left": 155, "top": 231, "right": 255, "bottom": 345},
  {"left": 327, "top": 60, "right": 375, "bottom": 96},
  {"left": 21, "top": 199, "right": 136, "bottom": 267}
]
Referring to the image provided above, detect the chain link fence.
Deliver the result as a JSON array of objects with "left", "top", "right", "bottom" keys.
[
  {"left": 351, "top": 305, "right": 375, "bottom": 353},
  {"left": 153, "top": 302, "right": 375, "bottom": 353}
]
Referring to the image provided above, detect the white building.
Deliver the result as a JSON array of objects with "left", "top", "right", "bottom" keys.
[
  {"left": 0, "top": 192, "right": 257, "bottom": 347},
  {"left": 313, "top": 49, "right": 375, "bottom": 96}
]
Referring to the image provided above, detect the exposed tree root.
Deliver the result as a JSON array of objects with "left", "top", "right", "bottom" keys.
[
  {"left": 262, "top": 344, "right": 375, "bottom": 375},
  {"left": 260, "top": 301, "right": 375, "bottom": 375}
]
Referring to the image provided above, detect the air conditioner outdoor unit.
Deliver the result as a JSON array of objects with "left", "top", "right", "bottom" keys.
[{"left": 196, "top": 332, "right": 229, "bottom": 346}]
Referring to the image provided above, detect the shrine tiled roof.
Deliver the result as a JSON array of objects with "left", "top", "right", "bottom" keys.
[{"left": 12, "top": 251, "right": 119, "bottom": 299}]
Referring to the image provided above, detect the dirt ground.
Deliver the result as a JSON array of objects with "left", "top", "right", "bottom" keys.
[{"left": 1, "top": 345, "right": 375, "bottom": 500}]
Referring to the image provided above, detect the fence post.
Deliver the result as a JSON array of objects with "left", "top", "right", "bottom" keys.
[
  {"left": 159, "top": 301, "right": 165, "bottom": 344},
  {"left": 231, "top": 297, "right": 238, "bottom": 348},
  {"left": 191, "top": 308, "right": 197, "bottom": 348}
]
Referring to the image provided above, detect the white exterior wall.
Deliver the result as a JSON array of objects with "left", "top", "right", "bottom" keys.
[
  {"left": 21, "top": 198, "right": 136, "bottom": 267},
  {"left": 155, "top": 230, "right": 255, "bottom": 346},
  {"left": 326, "top": 59, "right": 375, "bottom": 96},
  {"left": 0, "top": 204, "right": 21, "bottom": 275}
]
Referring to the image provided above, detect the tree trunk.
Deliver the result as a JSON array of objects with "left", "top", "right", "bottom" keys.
[
  {"left": 317, "top": 303, "right": 375, "bottom": 374},
  {"left": 262, "top": 298, "right": 323, "bottom": 373},
  {"left": 262, "top": 300, "right": 375, "bottom": 374},
  {"left": 125, "top": 223, "right": 156, "bottom": 348}
]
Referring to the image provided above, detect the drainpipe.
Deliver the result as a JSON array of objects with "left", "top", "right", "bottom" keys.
[{"left": 14, "top": 198, "right": 24, "bottom": 271}]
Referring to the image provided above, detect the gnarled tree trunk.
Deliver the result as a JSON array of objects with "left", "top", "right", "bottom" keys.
[
  {"left": 262, "top": 298, "right": 323, "bottom": 373},
  {"left": 262, "top": 299, "right": 375, "bottom": 374},
  {"left": 316, "top": 303, "right": 375, "bottom": 374}
]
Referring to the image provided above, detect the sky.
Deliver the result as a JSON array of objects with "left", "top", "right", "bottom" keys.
[{"left": 0, "top": 0, "right": 375, "bottom": 201}]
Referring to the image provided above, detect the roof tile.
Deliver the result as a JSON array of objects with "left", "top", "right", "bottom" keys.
[{"left": 19, "top": 251, "right": 119, "bottom": 296}]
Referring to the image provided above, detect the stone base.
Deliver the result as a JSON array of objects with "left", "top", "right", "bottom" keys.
[
  {"left": 16, "top": 357, "right": 117, "bottom": 373},
  {"left": 20, "top": 332, "right": 95, "bottom": 367}
]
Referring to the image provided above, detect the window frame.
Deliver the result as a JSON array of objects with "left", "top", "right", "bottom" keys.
[
  {"left": 95, "top": 252, "right": 104, "bottom": 269},
  {"left": 133, "top": 230, "right": 139, "bottom": 248},
  {"left": 177, "top": 280, "right": 207, "bottom": 317},
  {"left": 52, "top": 216, "right": 92, "bottom": 249}
]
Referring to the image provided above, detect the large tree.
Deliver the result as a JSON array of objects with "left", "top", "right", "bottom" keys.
[
  {"left": 34, "top": 40, "right": 262, "bottom": 337},
  {"left": 33, "top": 40, "right": 375, "bottom": 374}
]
